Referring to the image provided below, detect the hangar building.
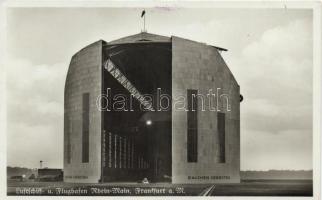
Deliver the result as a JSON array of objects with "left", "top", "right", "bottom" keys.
[{"left": 63, "top": 32, "right": 240, "bottom": 183}]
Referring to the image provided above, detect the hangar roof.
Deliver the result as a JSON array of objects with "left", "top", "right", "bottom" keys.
[
  {"left": 109, "top": 32, "right": 171, "bottom": 44},
  {"left": 108, "top": 32, "right": 227, "bottom": 51}
]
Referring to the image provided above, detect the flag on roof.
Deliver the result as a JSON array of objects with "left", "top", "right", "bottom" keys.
[{"left": 141, "top": 10, "right": 145, "bottom": 18}]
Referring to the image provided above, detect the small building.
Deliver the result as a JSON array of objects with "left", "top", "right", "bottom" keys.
[{"left": 64, "top": 32, "right": 240, "bottom": 183}]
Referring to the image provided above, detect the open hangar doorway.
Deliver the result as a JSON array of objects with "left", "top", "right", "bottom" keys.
[{"left": 101, "top": 42, "right": 172, "bottom": 183}]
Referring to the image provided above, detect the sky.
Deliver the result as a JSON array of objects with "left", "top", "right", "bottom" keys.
[{"left": 6, "top": 7, "right": 313, "bottom": 170}]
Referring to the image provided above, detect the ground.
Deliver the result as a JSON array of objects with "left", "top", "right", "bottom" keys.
[{"left": 7, "top": 179, "right": 312, "bottom": 196}]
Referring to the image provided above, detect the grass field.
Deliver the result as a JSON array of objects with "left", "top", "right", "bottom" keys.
[{"left": 7, "top": 179, "right": 312, "bottom": 196}]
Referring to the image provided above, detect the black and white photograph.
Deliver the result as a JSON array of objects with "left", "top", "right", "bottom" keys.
[{"left": 1, "top": 1, "right": 321, "bottom": 198}]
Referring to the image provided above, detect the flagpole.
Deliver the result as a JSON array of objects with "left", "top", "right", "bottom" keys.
[
  {"left": 144, "top": 14, "right": 146, "bottom": 32},
  {"left": 141, "top": 10, "right": 146, "bottom": 32}
]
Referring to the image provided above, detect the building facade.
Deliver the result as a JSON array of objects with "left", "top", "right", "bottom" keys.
[{"left": 64, "top": 32, "right": 240, "bottom": 183}]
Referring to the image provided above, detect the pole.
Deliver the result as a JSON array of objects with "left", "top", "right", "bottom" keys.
[{"left": 144, "top": 14, "right": 146, "bottom": 32}]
